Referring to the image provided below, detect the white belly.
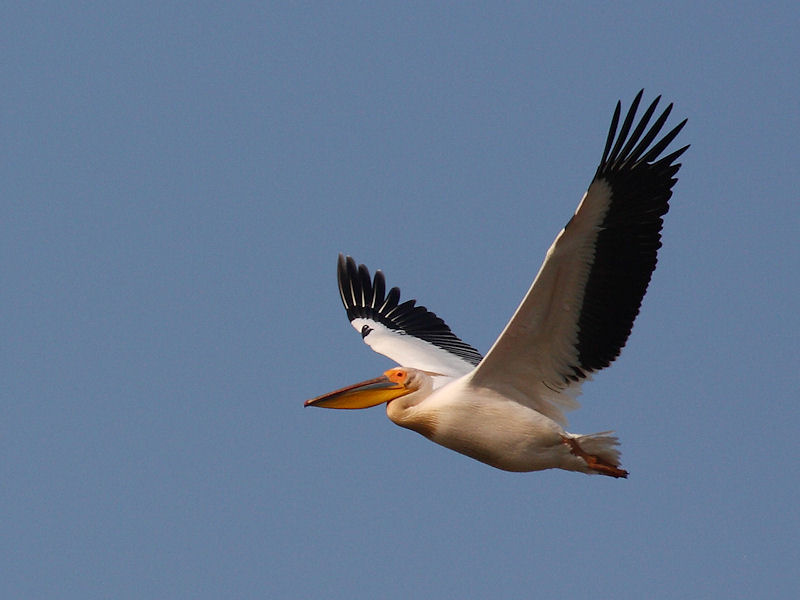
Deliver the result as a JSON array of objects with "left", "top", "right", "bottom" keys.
[{"left": 396, "top": 380, "right": 578, "bottom": 473}]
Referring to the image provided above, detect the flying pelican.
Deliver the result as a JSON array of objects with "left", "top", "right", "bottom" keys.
[{"left": 305, "top": 91, "right": 688, "bottom": 477}]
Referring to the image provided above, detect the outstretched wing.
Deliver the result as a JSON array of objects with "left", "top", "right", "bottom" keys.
[
  {"left": 469, "top": 91, "right": 688, "bottom": 424},
  {"left": 337, "top": 254, "right": 482, "bottom": 377}
]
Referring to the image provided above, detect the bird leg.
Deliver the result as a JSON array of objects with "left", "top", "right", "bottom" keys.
[{"left": 561, "top": 435, "right": 629, "bottom": 478}]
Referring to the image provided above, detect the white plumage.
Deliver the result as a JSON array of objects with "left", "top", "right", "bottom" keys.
[{"left": 306, "top": 91, "right": 688, "bottom": 477}]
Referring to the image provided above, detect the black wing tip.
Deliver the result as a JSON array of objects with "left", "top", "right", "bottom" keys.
[
  {"left": 597, "top": 90, "right": 688, "bottom": 178},
  {"left": 575, "top": 92, "right": 688, "bottom": 375},
  {"left": 337, "top": 254, "right": 377, "bottom": 315}
]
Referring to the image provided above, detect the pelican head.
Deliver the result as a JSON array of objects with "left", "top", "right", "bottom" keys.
[{"left": 304, "top": 367, "right": 427, "bottom": 410}]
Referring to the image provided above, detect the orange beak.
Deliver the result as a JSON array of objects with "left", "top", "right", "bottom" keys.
[{"left": 304, "top": 374, "right": 411, "bottom": 409}]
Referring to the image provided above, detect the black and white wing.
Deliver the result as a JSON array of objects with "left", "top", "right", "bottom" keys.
[
  {"left": 337, "top": 254, "right": 482, "bottom": 377},
  {"left": 469, "top": 91, "right": 688, "bottom": 424}
]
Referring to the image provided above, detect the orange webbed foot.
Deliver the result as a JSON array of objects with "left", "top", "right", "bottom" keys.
[{"left": 561, "top": 435, "right": 629, "bottom": 479}]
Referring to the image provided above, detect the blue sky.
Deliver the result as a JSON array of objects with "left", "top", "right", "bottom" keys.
[{"left": 2, "top": 3, "right": 798, "bottom": 598}]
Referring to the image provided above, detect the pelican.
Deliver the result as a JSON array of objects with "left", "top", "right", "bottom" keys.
[{"left": 305, "top": 91, "right": 688, "bottom": 477}]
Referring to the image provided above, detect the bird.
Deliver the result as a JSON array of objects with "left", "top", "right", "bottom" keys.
[{"left": 305, "top": 91, "right": 688, "bottom": 477}]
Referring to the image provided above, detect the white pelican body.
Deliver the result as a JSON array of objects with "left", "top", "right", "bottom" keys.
[
  {"left": 306, "top": 91, "right": 688, "bottom": 478},
  {"left": 388, "top": 375, "right": 583, "bottom": 473}
]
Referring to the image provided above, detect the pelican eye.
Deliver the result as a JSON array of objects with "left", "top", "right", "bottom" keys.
[{"left": 360, "top": 324, "right": 373, "bottom": 338}]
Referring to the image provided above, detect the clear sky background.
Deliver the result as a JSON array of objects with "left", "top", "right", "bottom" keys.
[{"left": 3, "top": 3, "right": 798, "bottom": 599}]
